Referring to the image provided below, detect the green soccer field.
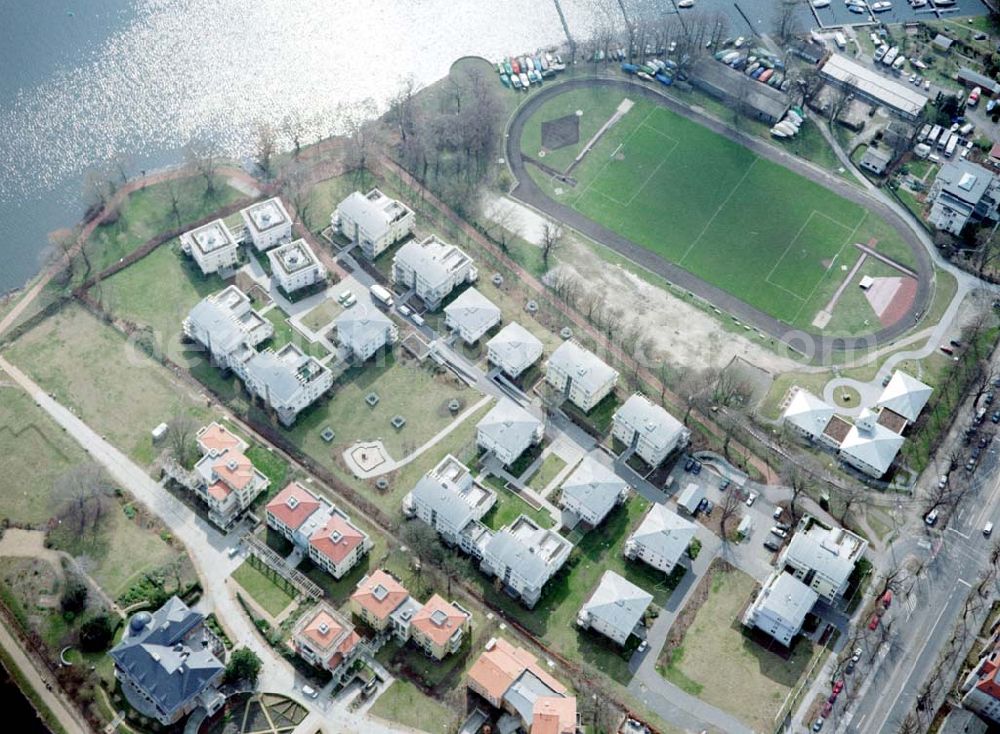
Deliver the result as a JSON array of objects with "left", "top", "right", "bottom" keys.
[{"left": 521, "top": 87, "right": 917, "bottom": 332}]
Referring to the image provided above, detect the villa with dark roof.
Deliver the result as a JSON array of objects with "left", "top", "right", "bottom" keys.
[{"left": 110, "top": 597, "right": 225, "bottom": 725}]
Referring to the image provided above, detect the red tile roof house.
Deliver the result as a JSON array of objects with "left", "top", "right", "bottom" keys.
[
  {"left": 186, "top": 422, "right": 270, "bottom": 530},
  {"left": 350, "top": 570, "right": 471, "bottom": 661},
  {"left": 962, "top": 634, "right": 1000, "bottom": 724},
  {"left": 467, "top": 637, "right": 578, "bottom": 734},
  {"left": 265, "top": 482, "right": 372, "bottom": 579},
  {"left": 291, "top": 603, "right": 365, "bottom": 688}
]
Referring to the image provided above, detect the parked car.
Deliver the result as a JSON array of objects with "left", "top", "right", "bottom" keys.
[
  {"left": 992, "top": 410, "right": 1000, "bottom": 424},
  {"left": 684, "top": 457, "right": 696, "bottom": 472},
  {"left": 703, "top": 500, "right": 715, "bottom": 515},
  {"left": 882, "top": 373, "right": 892, "bottom": 387},
  {"left": 852, "top": 646, "right": 863, "bottom": 663},
  {"left": 833, "top": 680, "right": 844, "bottom": 696},
  {"left": 691, "top": 461, "right": 702, "bottom": 475},
  {"left": 719, "top": 478, "right": 731, "bottom": 492},
  {"left": 302, "top": 685, "right": 318, "bottom": 699},
  {"left": 770, "top": 526, "right": 788, "bottom": 539},
  {"left": 882, "top": 591, "right": 893, "bottom": 608},
  {"left": 746, "top": 492, "right": 758, "bottom": 506},
  {"left": 776, "top": 522, "right": 791, "bottom": 532},
  {"left": 697, "top": 498, "right": 709, "bottom": 514},
  {"left": 763, "top": 537, "right": 781, "bottom": 552},
  {"left": 773, "top": 507, "right": 784, "bottom": 520},
  {"left": 940, "top": 345, "right": 955, "bottom": 356},
  {"left": 638, "top": 640, "right": 649, "bottom": 652},
  {"left": 986, "top": 522, "right": 994, "bottom": 537},
  {"left": 868, "top": 614, "right": 880, "bottom": 631},
  {"left": 812, "top": 718, "right": 825, "bottom": 732},
  {"left": 411, "top": 313, "right": 425, "bottom": 327},
  {"left": 925, "top": 509, "right": 939, "bottom": 526},
  {"left": 398, "top": 304, "right": 412, "bottom": 318},
  {"left": 980, "top": 435, "right": 990, "bottom": 449}
]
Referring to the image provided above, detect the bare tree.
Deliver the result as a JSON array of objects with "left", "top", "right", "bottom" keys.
[
  {"left": 387, "top": 76, "right": 420, "bottom": 145},
  {"left": 55, "top": 463, "right": 113, "bottom": 540},
  {"left": 540, "top": 221, "right": 564, "bottom": 270},
  {"left": 718, "top": 488, "right": 744, "bottom": 542},
  {"left": 836, "top": 482, "right": 868, "bottom": 526},
  {"left": 780, "top": 464, "right": 810, "bottom": 521},
  {"left": 772, "top": 0, "right": 802, "bottom": 43},
  {"left": 253, "top": 121, "right": 277, "bottom": 179},
  {"left": 676, "top": 367, "right": 718, "bottom": 424},
  {"left": 828, "top": 76, "right": 856, "bottom": 126},
  {"left": 185, "top": 137, "right": 221, "bottom": 198},
  {"left": 166, "top": 415, "right": 199, "bottom": 469},
  {"left": 163, "top": 177, "right": 183, "bottom": 228}
]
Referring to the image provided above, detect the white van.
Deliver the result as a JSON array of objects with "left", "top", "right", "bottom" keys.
[
  {"left": 985, "top": 522, "right": 994, "bottom": 537},
  {"left": 370, "top": 284, "right": 394, "bottom": 308}
]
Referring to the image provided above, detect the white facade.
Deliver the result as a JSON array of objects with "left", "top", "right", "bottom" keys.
[
  {"left": 486, "top": 322, "right": 543, "bottom": 379},
  {"left": 476, "top": 399, "right": 544, "bottom": 467},
  {"left": 180, "top": 219, "right": 239, "bottom": 275},
  {"left": 742, "top": 571, "right": 818, "bottom": 646},
  {"left": 612, "top": 393, "right": 688, "bottom": 467},
  {"left": 444, "top": 287, "right": 501, "bottom": 345},
  {"left": 334, "top": 189, "right": 415, "bottom": 260},
  {"left": 558, "top": 456, "right": 629, "bottom": 527},
  {"left": 480, "top": 516, "right": 572, "bottom": 608},
  {"left": 183, "top": 286, "right": 273, "bottom": 369},
  {"left": 402, "top": 455, "right": 496, "bottom": 552},
  {"left": 928, "top": 160, "right": 1000, "bottom": 235},
  {"left": 577, "top": 570, "right": 652, "bottom": 646},
  {"left": 545, "top": 340, "right": 618, "bottom": 413},
  {"left": 779, "top": 515, "right": 868, "bottom": 603},
  {"left": 839, "top": 409, "right": 905, "bottom": 478},
  {"left": 624, "top": 503, "right": 696, "bottom": 575},
  {"left": 243, "top": 344, "right": 333, "bottom": 426},
  {"left": 781, "top": 389, "right": 836, "bottom": 442},
  {"left": 334, "top": 306, "right": 398, "bottom": 361},
  {"left": 267, "top": 239, "right": 326, "bottom": 293},
  {"left": 241, "top": 197, "right": 292, "bottom": 251},
  {"left": 391, "top": 235, "right": 477, "bottom": 310}
]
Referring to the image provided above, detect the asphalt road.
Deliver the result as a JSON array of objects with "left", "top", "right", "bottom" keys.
[
  {"left": 841, "top": 399, "right": 1000, "bottom": 732},
  {"left": 504, "top": 76, "right": 934, "bottom": 362}
]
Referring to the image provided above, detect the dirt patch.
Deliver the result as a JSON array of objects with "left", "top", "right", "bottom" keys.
[
  {"left": 541, "top": 114, "right": 581, "bottom": 151},
  {"left": 878, "top": 276, "right": 917, "bottom": 327},
  {"left": 557, "top": 236, "right": 801, "bottom": 373}
]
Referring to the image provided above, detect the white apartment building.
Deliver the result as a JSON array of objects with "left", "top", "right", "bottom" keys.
[
  {"left": 742, "top": 571, "right": 818, "bottom": 647},
  {"left": 558, "top": 455, "right": 629, "bottom": 527},
  {"left": 267, "top": 239, "right": 326, "bottom": 293},
  {"left": 779, "top": 515, "right": 868, "bottom": 603},
  {"left": 476, "top": 399, "right": 544, "bottom": 467},
  {"left": 402, "top": 455, "right": 496, "bottom": 553},
  {"left": 391, "top": 235, "right": 477, "bottom": 310},
  {"left": 480, "top": 516, "right": 572, "bottom": 608},
  {"left": 179, "top": 219, "right": 239, "bottom": 275},
  {"left": 242, "top": 344, "right": 333, "bottom": 426},
  {"left": 928, "top": 160, "right": 1000, "bottom": 235},
  {"left": 612, "top": 393, "right": 689, "bottom": 467},
  {"left": 444, "top": 287, "right": 501, "bottom": 345},
  {"left": 486, "top": 322, "right": 543, "bottom": 379},
  {"left": 241, "top": 197, "right": 292, "bottom": 251},
  {"left": 334, "top": 306, "right": 398, "bottom": 362},
  {"left": 334, "top": 188, "right": 415, "bottom": 260},
  {"left": 545, "top": 340, "right": 619, "bottom": 413},
  {"left": 624, "top": 503, "right": 697, "bottom": 575},
  {"left": 183, "top": 286, "right": 273, "bottom": 369},
  {"left": 577, "top": 570, "right": 652, "bottom": 646}
]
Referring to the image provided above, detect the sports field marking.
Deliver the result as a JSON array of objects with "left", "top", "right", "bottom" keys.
[
  {"left": 568, "top": 97, "right": 635, "bottom": 173},
  {"left": 574, "top": 107, "right": 657, "bottom": 204},
  {"left": 764, "top": 209, "right": 858, "bottom": 294},
  {"left": 789, "top": 210, "right": 870, "bottom": 324},
  {"left": 677, "top": 157, "right": 760, "bottom": 267},
  {"left": 595, "top": 128, "right": 679, "bottom": 209}
]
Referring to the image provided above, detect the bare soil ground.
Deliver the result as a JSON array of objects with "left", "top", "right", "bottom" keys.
[{"left": 557, "top": 234, "right": 801, "bottom": 373}]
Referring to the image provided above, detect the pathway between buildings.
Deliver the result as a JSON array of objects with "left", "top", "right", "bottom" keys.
[{"left": 0, "top": 355, "right": 415, "bottom": 734}]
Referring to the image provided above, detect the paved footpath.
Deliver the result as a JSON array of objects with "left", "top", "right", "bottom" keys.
[{"left": 0, "top": 355, "right": 415, "bottom": 734}]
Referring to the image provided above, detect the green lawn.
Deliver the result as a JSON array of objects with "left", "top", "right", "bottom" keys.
[
  {"left": 522, "top": 88, "right": 918, "bottom": 333},
  {"left": 470, "top": 496, "right": 677, "bottom": 681},
  {"left": 481, "top": 485, "right": 555, "bottom": 530},
  {"left": 102, "top": 244, "right": 224, "bottom": 348},
  {"left": 369, "top": 680, "right": 455, "bottom": 733},
  {"left": 287, "top": 349, "right": 472, "bottom": 466},
  {"left": 231, "top": 559, "right": 296, "bottom": 617},
  {"left": 49, "top": 503, "right": 181, "bottom": 598},
  {"left": 526, "top": 453, "right": 568, "bottom": 492},
  {"left": 300, "top": 300, "right": 343, "bottom": 333},
  {"left": 658, "top": 565, "right": 821, "bottom": 733},
  {"left": 85, "top": 175, "right": 244, "bottom": 276},
  {"left": 245, "top": 445, "right": 290, "bottom": 503},
  {"left": 262, "top": 307, "right": 330, "bottom": 359},
  {"left": 5, "top": 303, "right": 213, "bottom": 464},
  {"left": 0, "top": 372, "right": 92, "bottom": 524}
]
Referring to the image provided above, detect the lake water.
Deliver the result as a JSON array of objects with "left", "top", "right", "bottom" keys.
[
  {"left": 0, "top": 0, "right": 985, "bottom": 294},
  {"left": 0, "top": 661, "right": 53, "bottom": 734}
]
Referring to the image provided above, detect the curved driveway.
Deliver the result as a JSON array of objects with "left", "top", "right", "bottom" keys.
[{"left": 505, "top": 77, "right": 934, "bottom": 363}]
